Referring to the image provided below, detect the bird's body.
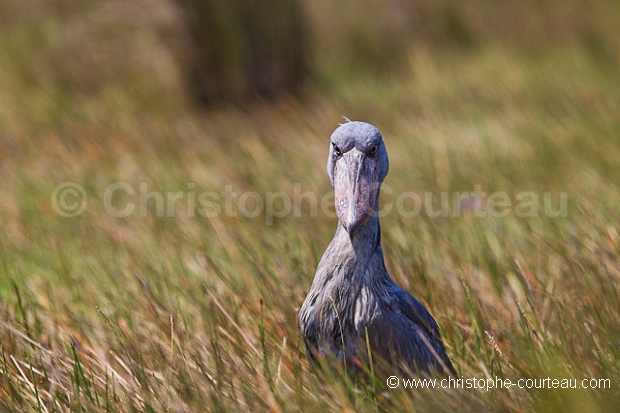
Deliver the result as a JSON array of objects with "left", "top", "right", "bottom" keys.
[{"left": 299, "top": 121, "right": 454, "bottom": 376}]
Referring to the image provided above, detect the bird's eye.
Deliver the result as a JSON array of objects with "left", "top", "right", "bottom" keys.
[
  {"left": 369, "top": 145, "right": 378, "bottom": 155},
  {"left": 332, "top": 143, "right": 342, "bottom": 158}
]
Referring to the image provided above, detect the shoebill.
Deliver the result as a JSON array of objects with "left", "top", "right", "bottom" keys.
[{"left": 299, "top": 121, "right": 455, "bottom": 376}]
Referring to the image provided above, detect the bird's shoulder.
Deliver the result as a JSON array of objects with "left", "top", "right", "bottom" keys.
[{"left": 388, "top": 286, "right": 442, "bottom": 339}]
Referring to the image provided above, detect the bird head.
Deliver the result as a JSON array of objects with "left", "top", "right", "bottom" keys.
[{"left": 327, "top": 121, "right": 389, "bottom": 239}]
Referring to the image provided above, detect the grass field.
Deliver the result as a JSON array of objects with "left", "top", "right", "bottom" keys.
[{"left": 1, "top": 1, "right": 620, "bottom": 412}]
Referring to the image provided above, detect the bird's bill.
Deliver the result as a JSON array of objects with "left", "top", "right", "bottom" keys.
[{"left": 334, "top": 149, "right": 379, "bottom": 238}]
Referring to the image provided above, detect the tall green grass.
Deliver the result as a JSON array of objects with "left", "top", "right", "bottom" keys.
[{"left": 1, "top": 1, "right": 620, "bottom": 411}]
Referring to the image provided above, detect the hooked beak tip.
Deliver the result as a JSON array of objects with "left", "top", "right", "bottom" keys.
[{"left": 344, "top": 221, "right": 357, "bottom": 239}]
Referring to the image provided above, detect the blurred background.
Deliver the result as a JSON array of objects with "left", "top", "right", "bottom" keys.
[
  {"left": 2, "top": 0, "right": 619, "bottom": 109},
  {"left": 1, "top": 0, "right": 620, "bottom": 411}
]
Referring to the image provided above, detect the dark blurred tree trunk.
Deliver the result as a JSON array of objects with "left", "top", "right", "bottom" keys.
[{"left": 177, "top": 0, "right": 308, "bottom": 105}]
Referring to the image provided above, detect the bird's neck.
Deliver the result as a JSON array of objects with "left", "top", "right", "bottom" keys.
[
  {"left": 310, "top": 199, "right": 392, "bottom": 306},
  {"left": 335, "top": 214, "right": 381, "bottom": 261},
  {"left": 329, "top": 197, "right": 387, "bottom": 282}
]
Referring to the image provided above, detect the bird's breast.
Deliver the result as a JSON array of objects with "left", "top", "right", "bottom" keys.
[{"left": 352, "top": 283, "right": 380, "bottom": 332}]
